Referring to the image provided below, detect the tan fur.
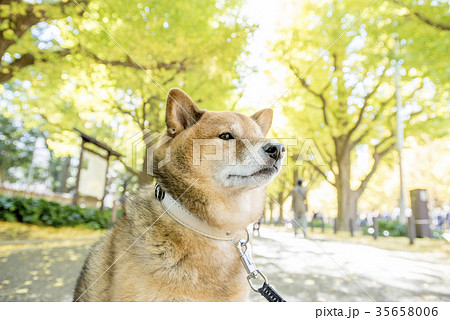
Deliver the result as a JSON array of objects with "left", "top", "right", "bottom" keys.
[{"left": 74, "top": 88, "right": 282, "bottom": 302}]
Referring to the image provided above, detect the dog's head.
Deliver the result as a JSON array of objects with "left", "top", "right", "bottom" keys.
[{"left": 153, "top": 88, "right": 285, "bottom": 193}]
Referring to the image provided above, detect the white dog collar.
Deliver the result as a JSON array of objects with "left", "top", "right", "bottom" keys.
[
  {"left": 154, "top": 184, "right": 245, "bottom": 241},
  {"left": 154, "top": 184, "right": 285, "bottom": 301}
]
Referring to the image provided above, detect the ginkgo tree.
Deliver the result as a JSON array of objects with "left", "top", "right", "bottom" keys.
[
  {"left": 272, "top": 0, "right": 449, "bottom": 230},
  {"left": 3, "top": 0, "right": 255, "bottom": 184},
  {"left": 0, "top": 0, "right": 87, "bottom": 83}
]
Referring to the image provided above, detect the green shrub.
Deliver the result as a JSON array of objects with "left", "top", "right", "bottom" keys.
[
  {"left": 307, "top": 219, "right": 332, "bottom": 229},
  {"left": 363, "top": 219, "right": 407, "bottom": 237},
  {"left": 0, "top": 195, "right": 114, "bottom": 229}
]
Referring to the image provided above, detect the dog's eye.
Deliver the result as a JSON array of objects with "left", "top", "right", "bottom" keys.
[{"left": 218, "top": 132, "right": 235, "bottom": 140}]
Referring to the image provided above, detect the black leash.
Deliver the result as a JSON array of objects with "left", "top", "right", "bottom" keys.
[
  {"left": 258, "top": 282, "right": 286, "bottom": 302},
  {"left": 235, "top": 239, "right": 286, "bottom": 302}
]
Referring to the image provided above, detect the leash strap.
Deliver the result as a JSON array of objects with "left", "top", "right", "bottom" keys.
[{"left": 258, "top": 282, "right": 286, "bottom": 302}]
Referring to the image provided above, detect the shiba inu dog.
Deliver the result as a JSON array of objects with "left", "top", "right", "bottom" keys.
[{"left": 74, "top": 88, "right": 285, "bottom": 301}]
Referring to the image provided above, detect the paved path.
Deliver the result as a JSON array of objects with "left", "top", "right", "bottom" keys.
[
  {"left": 1, "top": 227, "right": 449, "bottom": 302},
  {"left": 0, "top": 242, "right": 91, "bottom": 301},
  {"left": 250, "top": 228, "right": 450, "bottom": 302}
]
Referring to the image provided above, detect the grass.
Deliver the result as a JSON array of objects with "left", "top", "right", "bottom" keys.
[
  {"left": 0, "top": 221, "right": 106, "bottom": 254},
  {"left": 265, "top": 224, "right": 450, "bottom": 259},
  {"left": 0, "top": 221, "right": 105, "bottom": 242}
]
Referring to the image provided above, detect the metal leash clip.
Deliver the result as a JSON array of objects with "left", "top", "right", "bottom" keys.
[
  {"left": 236, "top": 239, "right": 267, "bottom": 292},
  {"left": 235, "top": 238, "right": 286, "bottom": 302}
]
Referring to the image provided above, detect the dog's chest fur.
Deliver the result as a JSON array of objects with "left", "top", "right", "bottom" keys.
[{"left": 74, "top": 186, "right": 250, "bottom": 302}]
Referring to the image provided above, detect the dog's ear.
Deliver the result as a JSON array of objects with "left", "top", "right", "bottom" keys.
[
  {"left": 250, "top": 108, "right": 273, "bottom": 137},
  {"left": 165, "top": 88, "right": 204, "bottom": 136}
]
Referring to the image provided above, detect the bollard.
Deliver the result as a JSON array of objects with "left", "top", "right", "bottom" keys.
[
  {"left": 349, "top": 218, "right": 354, "bottom": 237},
  {"left": 373, "top": 217, "right": 379, "bottom": 240},
  {"left": 407, "top": 216, "right": 416, "bottom": 245},
  {"left": 410, "top": 189, "right": 431, "bottom": 238},
  {"left": 334, "top": 218, "right": 338, "bottom": 234}
]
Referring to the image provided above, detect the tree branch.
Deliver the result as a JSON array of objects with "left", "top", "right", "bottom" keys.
[
  {"left": 0, "top": 49, "right": 71, "bottom": 84},
  {"left": 412, "top": 12, "right": 450, "bottom": 31},
  {"left": 349, "top": 93, "right": 394, "bottom": 148},
  {"left": 0, "top": 0, "right": 80, "bottom": 83},
  {"left": 229, "top": 91, "right": 244, "bottom": 111},
  {"left": 350, "top": 77, "right": 424, "bottom": 148},
  {"left": 0, "top": 54, "right": 35, "bottom": 83},
  {"left": 355, "top": 136, "right": 396, "bottom": 195},
  {"left": 0, "top": 0, "right": 86, "bottom": 58},
  {"left": 84, "top": 48, "right": 187, "bottom": 72},
  {"left": 320, "top": 80, "right": 332, "bottom": 95},
  {"left": 303, "top": 103, "right": 323, "bottom": 110},
  {"left": 380, "top": 91, "right": 396, "bottom": 108},
  {"left": 113, "top": 103, "right": 143, "bottom": 130},
  {"left": 309, "top": 161, "right": 336, "bottom": 187},
  {"left": 323, "top": 147, "right": 337, "bottom": 176},
  {"left": 390, "top": 0, "right": 450, "bottom": 31},
  {"left": 289, "top": 63, "right": 329, "bottom": 125},
  {"left": 346, "top": 78, "right": 384, "bottom": 142},
  {"left": 118, "top": 157, "right": 140, "bottom": 177}
]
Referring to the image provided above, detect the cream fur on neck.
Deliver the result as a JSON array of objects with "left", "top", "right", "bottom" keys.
[{"left": 158, "top": 183, "right": 264, "bottom": 235}]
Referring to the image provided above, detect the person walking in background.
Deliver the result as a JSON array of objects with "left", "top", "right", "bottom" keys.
[
  {"left": 445, "top": 207, "right": 450, "bottom": 230},
  {"left": 291, "top": 178, "right": 308, "bottom": 237}
]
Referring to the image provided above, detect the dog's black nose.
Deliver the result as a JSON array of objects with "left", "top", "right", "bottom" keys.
[{"left": 263, "top": 142, "right": 285, "bottom": 161}]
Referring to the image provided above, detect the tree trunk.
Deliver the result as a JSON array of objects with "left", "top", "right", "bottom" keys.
[
  {"left": 335, "top": 144, "right": 359, "bottom": 231},
  {"left": 277, "top": 192, "right": 285, "bottom": 225},
  {"left": 336, "top": 183, "right": 358, "bottom": 231},
  {"left": 269, "top": 197, "right": 274, "bottom": 224}
]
